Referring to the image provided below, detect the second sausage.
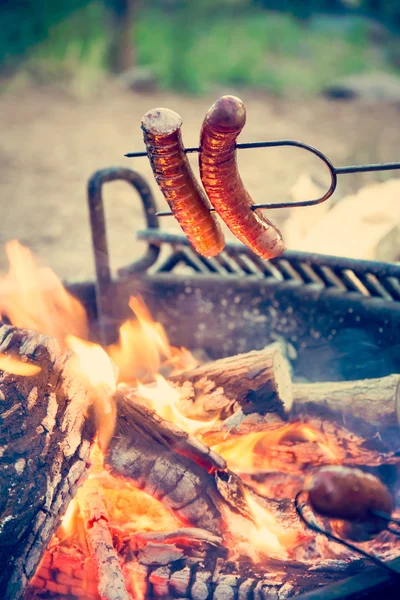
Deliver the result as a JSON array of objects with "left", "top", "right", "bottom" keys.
[{"left": 199, "top": 96, "right": 286, "bottom": 260}]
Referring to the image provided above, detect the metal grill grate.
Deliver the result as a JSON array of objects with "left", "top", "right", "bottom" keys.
[{"left": 136, "top": 229, "right": 400, "bottom": 303}]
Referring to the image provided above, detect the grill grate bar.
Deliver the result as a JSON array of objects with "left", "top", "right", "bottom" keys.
[
  {"left": 135, "top": 228, "right": 400, "bottom": 303},
  {"left": 358, "top": 273, "right": 394, "bottom": 300},
  {"left": 214, "top": 252, "right": 246, "bottom": 275},
  {"left": 311, "top": 265, "right": 347, "bottom": 291},
  {"left": 383, "top": 277, "right": 400, "bottom": 301},
  {"left": 334, "top": 268, "right": 371, "bottom": 296}
]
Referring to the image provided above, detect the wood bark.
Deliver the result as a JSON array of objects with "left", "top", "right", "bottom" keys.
[
  {"left": 170, "top": 347, "right": 400, "bottom": 441},
  {"left": 170, "top": 344, "right": 293, "bottom": 422},
  {"left": 0, "top": 324, "right": 95, "bottom": 600},
  {"left": 105, "top": 391, "right": 253, "bottom": 534},
  {"left": 292, "top": 374, "right": 400, "bottom": 429}
]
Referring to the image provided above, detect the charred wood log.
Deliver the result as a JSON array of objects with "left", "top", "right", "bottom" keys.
[
  {"left": 170, "top": 344, "right": 293, "bottom": 422},
  {"left": 28, "top": 534, "right": 380, "bottom": 600},
  {"left": 77, "top": 478, "right": 130, "bottom": 600},
  {"left": 0, "top": 324, "right": 95, "bottom": 600},
  {"left": 105, "top": 391, "right": 253, "bottom": 534},
  {"left": 203, "top": 415, "right": 399, "bottom": 473}
]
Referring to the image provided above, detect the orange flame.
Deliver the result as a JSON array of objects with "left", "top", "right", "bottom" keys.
[
  {"left": 136, "top": 374, "right": 218, "bottom": 435},
  {"left": 67, "top": 335, "right": 117, "bottom": 452},
  {"left": 0, "top": 240, "right": 87, "bottom": 345},
  {"left": 245, "top": 491, "right": 299, "bottom": 553},
  {"left": 226, "top": 491, "right": 294, "bottom": 560},
  {"left": 0, "top": 353, "right": 41, "bottom": 376},
  {"left": 164, "top": 346, "right": 199, "bottom": 376},
  {"left": 60, "top": 497, "right": 79, "bottom": 538},
  {"left": 213, "top": 423, "right": 339, "bottom": 473},
  {"left": 0, "top": 240, "right": 342, "bottom": 566},
  {"left": 109, "top": 297, "right": 171, "bottom": 384},
  {"left": 125, "top": 559, "right": 147, "bottom": 600}
]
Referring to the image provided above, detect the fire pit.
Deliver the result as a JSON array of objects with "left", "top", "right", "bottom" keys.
[{"left": 1, "top": 167, "right": 400, "bottom": 600}]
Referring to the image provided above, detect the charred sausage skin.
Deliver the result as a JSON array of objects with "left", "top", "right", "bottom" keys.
[
  {"left": 199, "top": 96, "right": 286, "bottom": 260},
  {"left": 306, "top": 465, "right": 393, "bottom": 541},
  {"left": 142, "top": 108, "right": 225, "bottom": 258}
]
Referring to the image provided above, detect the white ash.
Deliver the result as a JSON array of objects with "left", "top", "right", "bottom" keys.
[{"left": 14, "top": 458, "right": 25, "bottom": 474}]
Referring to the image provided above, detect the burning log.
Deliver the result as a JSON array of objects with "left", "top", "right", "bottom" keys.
[
  {"left": 77, "top": 478, "right": 130, "bottom": 600},
  {"left": 171, "top": 347, "right": 400, "bottom": 440},
  {"left": 105, "top": 391, "right": 253, "bottom": 534},
  {"left": 203, "top": 416, "right": 399, "bottom": 474},
  {"left": 170, "top": 344, "right": 293, "bottom": 422},
  {"left": 28, "top": 534, "right": 378, "bottom": 600},
  {"left": 0, "top": 324, "right": 95, "bottom": 600}
]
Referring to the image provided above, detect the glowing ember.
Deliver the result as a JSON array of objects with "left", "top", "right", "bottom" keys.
[
  {"left": 0, "top": 353, "right": 41, "bottom": 376},
  {"left": 213, "top": 423, "right": 339, "bottom": 473}
]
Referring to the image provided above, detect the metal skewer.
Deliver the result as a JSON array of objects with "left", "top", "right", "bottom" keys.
[
  {"left": 370, "top": 509, "right": 400, "bottom": 537},
  {"left": 294, "top": 491, "right": 400, "bottom": 576},
  {"left": 125, "top": 139, "right": 400, "bottom": 216}
]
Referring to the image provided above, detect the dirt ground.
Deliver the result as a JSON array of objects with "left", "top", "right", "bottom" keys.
[{"left": 0, "top": 83, "right": 399, "bottom": 281}]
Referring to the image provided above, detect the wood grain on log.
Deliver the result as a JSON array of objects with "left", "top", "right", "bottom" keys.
[
  {"left": 0, "top": 324, "right": 96, "bottom": 600},
  {"left": 105, "top": 392, "right": 252, "bottom": 534},
  {"left": 170, "top": 344, "right": 293, "bottom": 422},
  {"left": 203, "top": 415, "right": 399, "bottom": 473},
  {"left": 28, "top": 531, "right": 395, "bottom": 600},
  {"left": 171, "top": 347, "right": 400, "bottom": 444},
  {"left": 77, "top": 478, "right": 130, "bottom": 600},
  {"left": 292, "top": 375, "right": 400, "bottom": 429}
]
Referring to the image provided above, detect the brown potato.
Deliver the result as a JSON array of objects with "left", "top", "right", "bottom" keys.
[{"left": 306, "top": 466, "right": 393, "bottom": 541}]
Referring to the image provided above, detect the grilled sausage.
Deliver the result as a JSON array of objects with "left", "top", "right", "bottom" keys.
[
  {"left": 199, "top": 95, "right": 286, "bottom": 259},
  {"left": 142, "top": 108, "right": 225, "bottom": 258},
  {"left": 306, "top": 466, "right": 393, "bottom": 541}
]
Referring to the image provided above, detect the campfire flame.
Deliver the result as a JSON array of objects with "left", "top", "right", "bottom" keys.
[
  {"left": 60, "top": 498, "right": 79, "bottom": 539},
  {"left": 213, "top": 423, "right": 339, "bottom": 473},
  {"left": 0, "top": 353, "right": 41, "bottom": 376},
  {"left": 244, "top": 491, "right": 299, "bottom": 553},
  {"left": 66, "top": 336, "right": 117, "bottom": 451},
  {"left": 136, "top": 374, "right": 219, "bottom": 435},
  {"left": 0, "top": 240, "right": 87, "bottom": 345},
  {"left": 108, "top": 296, "right": 171, "bottom": 384},
  {"left": 0, "top": 241, "right": 344, "bottom": 596}
]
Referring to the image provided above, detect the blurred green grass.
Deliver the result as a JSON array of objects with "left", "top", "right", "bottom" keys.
[{"left": 4, "top": 3, "right": 397, "bottom": 96}]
